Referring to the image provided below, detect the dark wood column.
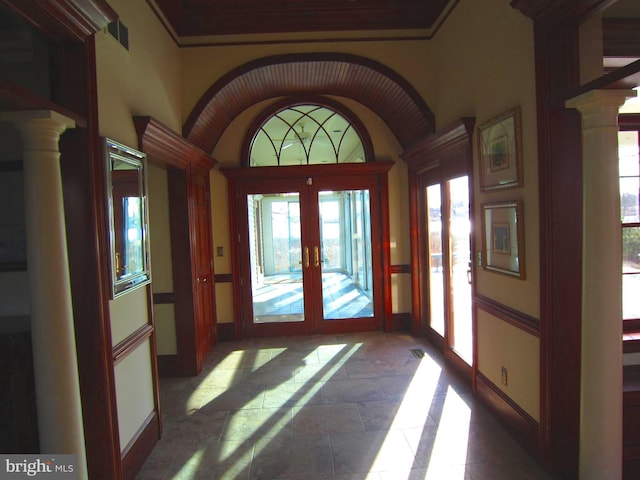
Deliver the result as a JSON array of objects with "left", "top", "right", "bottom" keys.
[{"left": 510, "top": 1, "right": 615, "bottom": 478}]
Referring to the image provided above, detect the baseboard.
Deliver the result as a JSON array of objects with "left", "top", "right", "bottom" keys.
[
  {"left": 390, "top": 313, "right": 411, "bottom": 332},
  {"left": 475, "top": 371, "right": 539, "bottom": 460},
  {"left": 217, "top": 322, "right": 237, "bottom": 342},
  {"left": 624, "top": 458, "right": 640, "bottom": 480},
  {"left": 121, "top": 411, "right": 160, "bottom": 480},
  {"left": 157, "top": 354, "right": 179, "bottom": 377},
  {"left": 215, "top": 316, "right": 410, "bottom": 340},
  {"left": 624, "top": 384, "right": 640, "bottom": 479}
]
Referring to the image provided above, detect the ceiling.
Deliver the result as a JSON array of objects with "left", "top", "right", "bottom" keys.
[{"left": 152, "top": 0, "right": 457, "bottom": 38}]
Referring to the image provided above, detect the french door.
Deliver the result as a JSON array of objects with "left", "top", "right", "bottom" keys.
[
  {"left": 423, "top": 174, "right": 473, "bottom": 367},
  {"left": 227, "top": 166, "right": 389, "bottom": 337}
]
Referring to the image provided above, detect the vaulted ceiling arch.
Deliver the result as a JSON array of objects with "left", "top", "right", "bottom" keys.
[{"left": 183, "top": 53, "right": 435, "bottom": 154}]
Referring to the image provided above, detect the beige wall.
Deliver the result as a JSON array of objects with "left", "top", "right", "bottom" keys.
[
  {"left": 114, "top": 340, "right": 155, "bottom": 450},
  {"left": 431, "top": 0, "right": 539, "bottom": 316},
  {"left": 147, "top": 164, "right": 177, "bottom": 353},
  {"left": 99, "top": 0, "right": 181, "bottom": 447},
  {"left": 477, "top": 310, "right": 540, "bottom": 420},
  {"left": 429, "top": 0, "right": 539, "bottom": 417}
]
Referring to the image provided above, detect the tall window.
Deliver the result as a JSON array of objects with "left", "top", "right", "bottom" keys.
[
  {"left": 249, "top": 105, "right": 366, "bottom": 167},
  {"left": 619, "top": 116, "right": 640, "bottom": 323}
]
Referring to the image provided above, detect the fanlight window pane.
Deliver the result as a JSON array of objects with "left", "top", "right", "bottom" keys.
[{"left": 250, "top": 105, "right": 366, "bottom": 166}]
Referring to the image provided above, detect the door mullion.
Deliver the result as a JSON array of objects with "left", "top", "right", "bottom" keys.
[{"left": 303, "top": 182, "right": 324, "bottom": 332}]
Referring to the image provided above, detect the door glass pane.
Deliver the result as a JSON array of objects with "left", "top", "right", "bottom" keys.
[
  {"left": 448, "top": 176, "right": 472, "bottom": 364},
  {"left": 427, "top": 184, "right": 445, "bottom": 336},
  {"left": 320, "top": 190, "right": 374, "bottom": 320},
  {"left": 248, "top": 193, "right": 304, "bottom": 323}
]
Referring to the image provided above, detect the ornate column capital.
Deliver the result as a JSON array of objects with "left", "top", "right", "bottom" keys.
[
  {"left": 566, "top": 89, "right": 636, "bottom": 128},
  {"left": 0, "top": 110, "right": 76, "bottom": 152}
]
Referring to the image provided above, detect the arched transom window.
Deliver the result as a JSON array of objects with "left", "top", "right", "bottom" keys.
[{"left": 249, "top": 104, "right": 366, "bottom": 167}]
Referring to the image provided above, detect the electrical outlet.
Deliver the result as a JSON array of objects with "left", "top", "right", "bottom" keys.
[{"left": 501, "top": 366, "right": 508, "bottom": 386}]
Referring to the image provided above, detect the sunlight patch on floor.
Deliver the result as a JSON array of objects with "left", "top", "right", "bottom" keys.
[
  {"left": 425, "top": 386, "right": 471, "bottom": 478},
  {"left": 192, "top": 342, "right": 363, "bottom": 478},
  {"left": 372, "top": 356, "right": 442, "bottom": 478}
]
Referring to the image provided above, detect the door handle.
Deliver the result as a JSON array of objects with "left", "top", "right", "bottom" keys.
[
  {"left": 314, "top": 246, "right": 320, "bottom": 267},
  {"left": 298, "top": 247, "right": 310, "bottom": 268}
]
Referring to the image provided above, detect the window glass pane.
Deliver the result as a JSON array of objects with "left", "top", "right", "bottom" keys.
[
  {"left": 448, "top": 176, "right": 472, "bottom": 365},
  {"left": 623, "top": 273, "right": 640, "bottom": 320},
  {"left": 621, "top": 130, "right": 640, "bottom": 321},
  {"left": 320, "top": 189, "right": 374, "bottom": 320},
  {"left": 619, "top": 131, "right": 639, "bottom": 177},
  {"left": 248, "top": 193, "right": 305, "bottom": 324},
  {"left": 621, "top": 177, "right": 640, "bottom": 223},
  {"left": 251, "top": 105, "right": 366, "bottom": 166},
  {"left": 623, "top": 226, "right": 640, "bottom": 274},
  {"left": 426, "top": 184, "right": 445, "bottom": 336}
]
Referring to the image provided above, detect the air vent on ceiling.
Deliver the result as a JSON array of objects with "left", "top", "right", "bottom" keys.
[{"left": 107, "top": 19, "right": 129, "bottom": 51}]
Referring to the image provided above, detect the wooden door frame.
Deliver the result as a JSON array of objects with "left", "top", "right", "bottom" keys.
[
  {"left": 134, "top": 116, "right": 217, "bottom": 377},
  {"left": 312, "top": 174, "right": 387, "bottom": 335},
  {"left": 223, "top": 162, "right": 393, "bottom": 339},
  {"left": 233, "top": 176, "right": 316, "bottom": 338}
]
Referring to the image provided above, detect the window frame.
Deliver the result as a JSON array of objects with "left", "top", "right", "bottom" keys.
[
  {"left": 619, "top": 114, "right": 640, "bottom": 350},
  {"left": 241, "top": 96, "right": 374, "bottom": 168}
]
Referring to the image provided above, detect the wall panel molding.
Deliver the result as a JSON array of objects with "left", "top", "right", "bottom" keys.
[
  {"left": 112, "top": 324, "right": 154, "bottom": 366},
  {"left": 153, "top": 292, "right": 175, "bottom": 304},
  {"left": 390, "top": 264, "right": 412, "bottom": 275},
  {"left": 475, "top": 294, "right": 540, "bottom": 337}
]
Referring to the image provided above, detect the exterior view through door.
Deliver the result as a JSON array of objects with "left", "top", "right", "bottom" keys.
[
  {"left": 425, "top": 176, "right": 473, "bottom": 366},
  {"left": 248, "top": 188, "right": 374, "bottom": 324}
]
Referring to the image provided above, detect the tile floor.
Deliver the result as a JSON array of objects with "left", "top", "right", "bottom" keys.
[{"left": 137, "top": 332, "right": 552, "bottom": 480}]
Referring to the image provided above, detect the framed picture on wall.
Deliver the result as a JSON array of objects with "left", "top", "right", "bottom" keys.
[
  {"left": 482, "top": 200, "right": 525, "bottom": 279},
  {"left": 477, "top": 107, "right": 523, "bottom": 191}
]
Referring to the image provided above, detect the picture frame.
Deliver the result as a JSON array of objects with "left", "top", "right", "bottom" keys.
[
  {"left": 482, "top": 200, "right": 525, "bottom": 279},
  {"left": 102, "top": 138, "right": 152, "bottom": 298},
  {"left": 477, "top": 107, "right": 523, "bottom": 191}
]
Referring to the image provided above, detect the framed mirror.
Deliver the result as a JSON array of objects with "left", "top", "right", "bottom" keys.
[{"left": 103, "top": 137, "right": 151, "bottom": 298}]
